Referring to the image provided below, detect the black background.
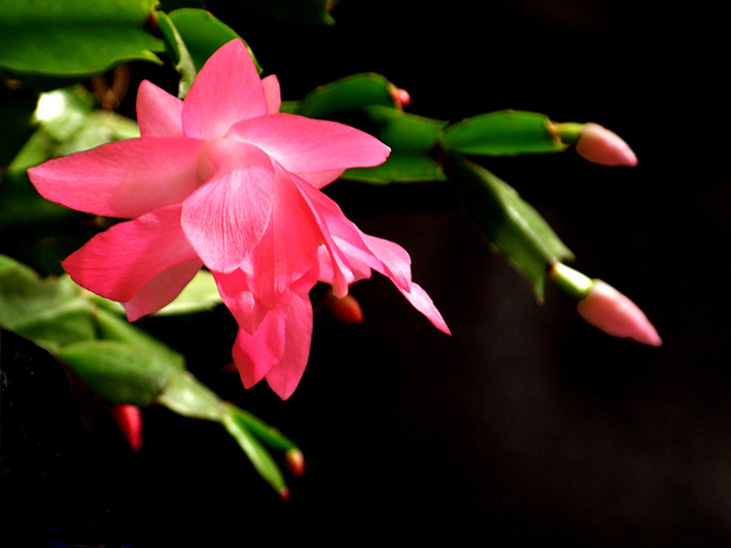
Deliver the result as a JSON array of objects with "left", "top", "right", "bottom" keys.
[{"left": 2, "top": 1, "right": 729, "bottom": 546}]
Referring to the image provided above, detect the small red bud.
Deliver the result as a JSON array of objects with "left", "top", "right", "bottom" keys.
[
  {"left": 285, "top": 449, "right": 306, "bottom": 477},
  {"left": 112, "top": 404, "right": 143, "bottom": 451},
  {"left": 322, "top": 289, "right": 364, "bottom": 323},
  {"left": 279, "top": 487, "right": 291, "bottom": 503},
  {"left": 388, "top": 84, "right": 411, "bottom": 108}
]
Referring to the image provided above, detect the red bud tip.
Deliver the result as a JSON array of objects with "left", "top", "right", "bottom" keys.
[
  {"left": 112, "top": 404, "right": 143, "bottom": 451},
  {"left": 285, "top": 449, "right": 306, "bottom": 478},
  {"left": 577, "top": 280, "right": 661, "bottom": 346},
  {"left": 323, "top": 290, "right": 364, "bottom": 323},
  {"left": 575, "top": 123, "right": 638, "bottom": 167},
  {"left": 388, "top": 84, "right": 411, "bottom": 108},
  {"left": 279, "top": 487, "right": 291, "bottom": 503}
]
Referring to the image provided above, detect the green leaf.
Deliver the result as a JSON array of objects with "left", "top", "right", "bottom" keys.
[
  {"left": 0, "top": 0, "right": 165, "bottom": 76},
  {"left": 295, "top": 73, "right": 396, "bottom": 119},
  {"left": 446, "top": 156, "right": 574, "bottom": 300},
  {"left": 342, "top": 106, "right": 447, "bottom": 184},
  {"left": 441, "top": 110, "right": 566, "bottom": 157},
  {"left": 149, "top": 11, "right": 197, "bottom": 98},
  {"left": 166, "top": 9, "right": 260, "bottom": 74},
  {"left": 58, "top": 340, "right": 173, "bottom": 405},
  {"left": 222, "top": 411, "right": 287, "bottom": 494}
]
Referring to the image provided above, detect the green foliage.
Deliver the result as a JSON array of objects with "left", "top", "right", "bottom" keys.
[
  {"left": 0, "top": 0, "right": 164, "bottom": 77},
  {"left": 446, "top": 156, "right": 574, "bottom": 300},
  {"left": 441, "top": 110, "right": 567, "bottom": 156}
]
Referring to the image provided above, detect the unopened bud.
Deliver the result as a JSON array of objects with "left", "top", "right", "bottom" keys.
[
  {"left": 322, "top": 289, "right": 364, "bottom": 323},
  {"left": 388, "top": 83, "right": 411, "bottom": 108},
  {"left": 285, "top": 448, "right": 306, "bottom": 477},
  {"left": 112, "top": 404, "right": 143, "bottom": 451},
  {"left": 575, "top": 123, "right": 638, "bottom": 167},
  {"left": 577, "top": 279, "right": 661, "bottom": 346},
  {"left": 279, "top": 486, "right": 291, "bottom": 503}
]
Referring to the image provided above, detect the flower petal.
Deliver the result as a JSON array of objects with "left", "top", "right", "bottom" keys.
[
  {"left": 232, "top": 308, "right": 287, "bottom": 389},
  {"left": 181, "top": 140, "right": 274, "bottom": 273},
  {"left": 227, "top": 113, "right": 391, "bottom": 174},
  {"left": 262, "top": 74, "right": 281, "bottom": 114},
  {"left": 28, "top": 137, "right": 206, "bottom": 218},
  {"left": 136, "top": 80, "right": 183, "bottom": 137},
  {"left": 264, "top": 293, "right": 314, "bottom": 400},
  {"left": 395, "top": 281, "right": 451, "bottom": 335},
  {"left": 182, "top": 39, "right": 267, "bottom": 139},
  {"left": 63, "top": 205, "right": 200, "bottom": 309},
  {"left": 123, "top": 259, "right": 203, "bottom": 321}
]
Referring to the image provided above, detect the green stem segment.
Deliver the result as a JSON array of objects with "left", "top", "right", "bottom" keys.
[
  {"left": 550, "top": 122, "right": 585, "bottom": 146},
  {"left": 549, "top": 262, "right": 594, "bottom": 300}
]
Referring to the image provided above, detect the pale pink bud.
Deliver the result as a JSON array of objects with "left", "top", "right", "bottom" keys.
[
  {"left": 575, "top": 123, "right": 638, "bottom": 167},
  {"left": 577, "top": 280, "right": 661, "bottom": 346},
  {"left": 112, "top": 404, "right": 143, "bottom": 451}
]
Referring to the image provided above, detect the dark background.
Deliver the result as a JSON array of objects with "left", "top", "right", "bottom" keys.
[{"left": 2, "top": 0, "right": 729, "bottom": 546}]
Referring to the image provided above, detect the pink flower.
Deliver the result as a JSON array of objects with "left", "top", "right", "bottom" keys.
[
  {"left": 577, "top": 280, "right": 661, "bottom": 346},
  {"left": 28, "top": 39, "right": 449, "bottom": 399},
  {"left": 575, "top": 123, "right": 638, "bottom": 167}
]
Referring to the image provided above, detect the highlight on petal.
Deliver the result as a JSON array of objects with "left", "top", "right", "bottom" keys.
[
  {"left": 226, "top": 113, "right": 391, "bottom": 175},
  {"left": 63, "top": 204, "right": 201, "bottom": 311},
  {"left": 181, "top": 140, "right": 275, "bottom": 273},
  {"left": 123, "top": 259, "right": 202, "bottom": 321},
  {"left": 182, "top": 39, "right": 268, "bottom": 139},
  {"left": 577, "top": 279, "right": 661, "bottom": 346},
  {"left": 575, "top": 123, "right": 638, "bottom": 167},
  {"left": 28, "top": 137, "right": 206, "bottom": 218},
  {"left": 136, "top": 80, "right": 184, "bottom": 137}
]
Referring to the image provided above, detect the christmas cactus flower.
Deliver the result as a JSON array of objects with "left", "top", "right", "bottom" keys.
[{"left": 28, "top": 39, "right": 449, "bottom": 399}]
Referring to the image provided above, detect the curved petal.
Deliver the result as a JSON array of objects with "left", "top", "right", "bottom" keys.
[
  {"left": 262, "top": 74, "right": 281, "bottom": 114},
  {"left": 28, "top": 137, "right": 206, "bottom": 218},
  {"left": 232, "top": 308, "right": 287, "bottom": 389},
  {"left": 63, "top": 204, "right": 200, "bottom": 306},
  {"left": 227, "top": 113, "right": 390, "bottom": 174},
  {"left": 395, "top": 282, "right": 451, "bottom": 335},
  {"left": 180, "top": 141, "right": 275, "bottom": 273},
  {"left": 298, "top": 169, "right": 345, "bottom": 189},
  {"left": 124, "top": 259, "right": 203, "bottom": 321},
  {"left": 264, "top": 293, "right": 313, "bottom": 400},
  {"left": 136, "top": 80, "right": 183, "bottom": 137},
  {"left": 182, "top": 39, "right": 267, "bottom": 139}
]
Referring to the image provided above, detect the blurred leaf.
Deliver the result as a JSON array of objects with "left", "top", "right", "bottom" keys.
[
  {"left": 0, "top": 0, "right": 164, "bottom": 76},
  {"left": 446, "top": 156, "right": 573, "bottom": 300},
  {"left": 216, "top": 0, "right": 337, "bottom": 25},
  {"left": 442, "top": 110, "right": 566, "bottom": 156},
  {"left": 166, "top": 9, "right": 260, "bottom": 73},
  {"left": 58, "top": 340, "right": 172, "bottom": 405},
  {"left": 0, "top": 84, "right": 38, "bottom": 166},
  {"left": 343, "top": 106, "right": 447, "bottom": 184},
  {"left": 295, "top": 73, "right": 396, "bottom": 119}
]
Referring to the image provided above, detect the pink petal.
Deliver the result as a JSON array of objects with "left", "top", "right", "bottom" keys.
[
  {"left": 123, "top": 259, "right": 203, "bottom": 321},
  {"left": 264, "top": 293, "right": 314, "bottom": 400},
  {"left": 298, "top": 169, "right": 346, "bottom": 189},
  {"left": 262, "top": 74, "right": 281, "bottom": 114},
  {"left": 28, "top": 137, "right": 206, "bottom": 218},
  {"left": 182, "top": 39, "right": 267, "bottom": 139},
  {"left": 577, "top": 280, "right": 661, "bottom": 346},
  {"left": 136, "top": 80, "right": 183, "bottom": 137},
  {"left": 63, "top": 204, "right": 201, "bottom": 310},
  {"left": 232, "top": 308, "right": 287, "bottom": 388},
  {"left": 180, "top": 140, "right": 275, "bottom": 273},
  {"left": 226, "top": 113, "right": 390, "bottom": 174},
  {"left": 395, "top": 282, "right": 451, "bottom": 335}
]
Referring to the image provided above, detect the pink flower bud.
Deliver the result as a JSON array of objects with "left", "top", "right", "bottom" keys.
[
  {"left": 388, "top": 83, "right": 411, "bottom": 108},
  {"left": 322, "top": 289, "right": 364, "bottom": 324},
  {"left": 112, "top": 404, "right": 143, "bottom": 451},
  {"left": 577, "top": 280, "right": 661, "bottom": 346},
  {"left": 575, "top": 123, "right": 638, "bottom": 167}
]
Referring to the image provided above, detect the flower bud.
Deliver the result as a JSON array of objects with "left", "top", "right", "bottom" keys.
[
  {"left": 322, "top": 289, "right": 364, "bottom": 323},
  {"left": 388, "top": 83, "right": 411, "bottom": 108},
  {"left": 285, "top": 448, "right": 306, "bottom": 477},
  {"left": 112, "top": 404, "right": 143, "bottom": 451},
  {"left": 577, "top": 279, "right": 661, "bottom": 346},
  {"left": 575, "top": 123, "right": 638, "bottom": 167}
]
